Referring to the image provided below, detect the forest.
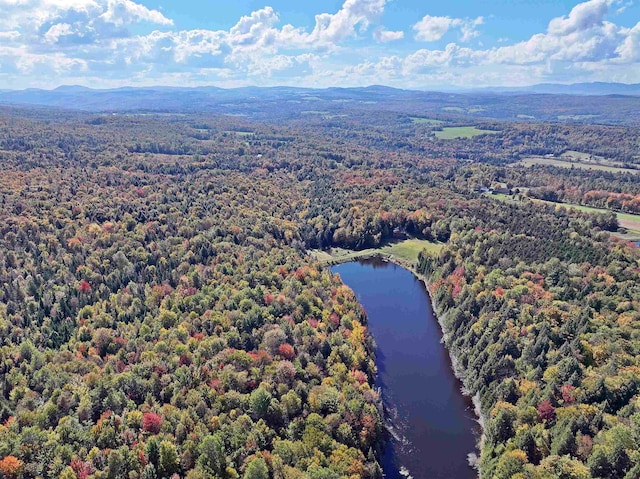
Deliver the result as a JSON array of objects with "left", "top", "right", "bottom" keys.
[{"left": 0, "top": 99, "right": 639, "bottom": 479}]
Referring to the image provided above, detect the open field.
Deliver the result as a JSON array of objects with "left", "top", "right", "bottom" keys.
[
  {"left": 224, "top": 130, "right": 254, "bottom": 136},
  {"left": 543, "top": 202, "right": 640, "bottom": 236},
  {"left": 518, "top": 156, "right": 639, "bottom": 174},
  {"left": 410, "top": 117, "right": 444, "bottom": 125},
  {"left": 485, "top": 193, "right": 640, "bottom": 240},
  {"left": 383, "top": 238, "right": 443, "bottom": 262},
  {"left": 309, "top": 238, "right": 443, "bottom": 266},
  {"left": 434, "top": 126, "right": 499, "bottom": 139},
  {"left": 558, "top": 114, "right": 598, "bottom": 121}
]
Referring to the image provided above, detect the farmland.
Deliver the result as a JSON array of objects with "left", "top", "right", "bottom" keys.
[
  {"left": 410, "top": 117, "right": 444, "bottom": 125},
  {"left": 434, "top": 126, "right": 499, "bottom": 139},
  {"left": 485, "top": 193, "right": 640, "bottom": 240},
  {"left": 518, "top": 156, "right": 639, "bottom": 174}
]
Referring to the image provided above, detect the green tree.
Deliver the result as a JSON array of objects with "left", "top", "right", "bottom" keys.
[
  {"left": 158, "top": 440, "right": 179, "bottom": 478},
  {"left": 250, "top": 387, "right": 272, "bottom": 419},
  {"left": 198, "top": 434, "right": 226, "bottom": 477},
  {"left": 243, "top": 458, "right": 269, "bottom": 479}
]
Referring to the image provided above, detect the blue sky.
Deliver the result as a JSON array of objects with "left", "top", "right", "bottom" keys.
[{"left": 0, "top": 0, "right": 639, "bottom": 89}]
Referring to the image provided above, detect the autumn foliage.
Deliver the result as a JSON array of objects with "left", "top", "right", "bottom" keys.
[
  {"left": 277, "top": 343, "right": 295, "bottom": 360},
  {"left": 142, "top": 412, "right": 163, "bottom": 434},
  {"left": 0, "top": 456, "right": 23, "bottom": 478},
  {"left": 0, "top": 100, "right": 639, "bottom": 479}
]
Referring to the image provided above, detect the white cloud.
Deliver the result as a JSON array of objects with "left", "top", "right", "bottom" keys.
[
  {"left": 616, "top": 22, "right": 640, "bottom": 61},
  {"left": 373, "top": 27, "right": 404, "bottom": 43},
  {"left": 320, "top": 0, "right": 640, "bottom": 88},
  {"left": 98, "top": 0, "right": 172, "bottom": 27},
  {"left": 44, "top": 23, "right": 74, "bottom": 44},
  {"left": 488, "top": 0, "right": 625, "bottom": 65},
  {"left": 306, "top": 0, "right": 387, "bottom": 44},
  {"left": 0, "top": 30, "right": 20, "bottom": 41},
  {"left": 228, "top": 6, "right": 280, "bottom": 46},
  {"left": 460, "top": 16, "right": 483, "bottom": 42},
  {"left": 0, "top": 0, "right": 172, "bottom": 33},
  {"left": 413, "top": 14, "right": 483, "bottom": 42},
  {"left": 413, "top": 15, "right": 455, "bottom": 42},
  {"left": 548, "top": 0, "right": 611, "bottom": 35}
]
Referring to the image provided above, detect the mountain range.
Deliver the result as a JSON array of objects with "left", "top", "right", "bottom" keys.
[{"left": 0, "top": 82, "right": 638, "bottom": 125}]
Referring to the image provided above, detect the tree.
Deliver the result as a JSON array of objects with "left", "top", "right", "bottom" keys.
[
  {"left": 537, "top": 400, "right": 556, "bottom": 423},
  {"left": 0, "top": 456, "right": 23, "bottom": 479},
  {"left": 277, "top": 343, "right": 295, "bottom": 360},
  {"left": 143, "top": 412, "right": 163, "bottom": 434},
  {"left": 158, "top": 441, "right": 179, "bottom": 478},
  {"left": 198, "top": 434, "right": 226, "bottom": 477},
  {"left": 78, "top": 280, "right": 92, "bottom": 294},
  {"left": 494, "top": 449, "right": 527, "bottom": 479},
  {"left": 142, "top": 464, "right": 158, "bottom": 479},
  {"left": 146, "top": 438, "right": 160, "bottom": 468},
  {"left": 243, "top": 458, "right": 268, "bottom": 479},
  {"left": 250, "top": 388, "right": 272, "bottom": 419},
  {"left": 107, "top": 449, "right": 127, "bottom": 479}
]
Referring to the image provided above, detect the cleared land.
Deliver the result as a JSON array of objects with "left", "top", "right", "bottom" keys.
[
  {"left": 543, "top": 202, "right": 640, "bottom": 235},
  {"left": 558, "top": 114, "right": 598, "bottom": 121},
  {"left": 435, "top": 126, "right": 499, "bottom": 139},
  {"left": 485, "top": 193, "right": 640, "bottom": 240},
  {"left": 309, "top": 238, "right": 443, "bottom": 266},
  {"left": 410, "top": 117, "right": 444, "bottom": 125},
  {"left": 518, "top": 156, "right": 639, "bottom": 175},
  {"left": 224, "top": 130, "right": 254, "bottom": 136}
]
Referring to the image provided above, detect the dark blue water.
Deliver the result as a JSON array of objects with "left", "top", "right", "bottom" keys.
[{"left": 332, "top": 259, "right": 478, "bottom": 479}]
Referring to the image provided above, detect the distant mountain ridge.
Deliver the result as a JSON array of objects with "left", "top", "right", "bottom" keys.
[
  {"left": 0, "top": 82, "right": 638, "bottom": 111},
  {"left": 0, "top": 83, "right": 638, "bottom": 126},
  {"left": 471, "top": 82, "right": 640, "bottom": 96}
]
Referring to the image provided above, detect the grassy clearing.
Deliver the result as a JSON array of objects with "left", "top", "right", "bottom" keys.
[
  {"left": 224, "top": 130, "right": 253, "bottom": 136},
  {"left": 558, "top": 114, "right": 598, "bottom": 121},
  {"left": 382, "top": 238, "right": 443, "bottom": 262},
  {"left": 541, "top": 202, "right": 640, "bottom": 223},
  {"left": 560, "top": 150, "right": 597, "bottom": 161},
  {"left": 488, "top": 193, "right": 514, "bottom": 201},
  {"left": 309, "top": 238, "right": 443, "bottom": 266},
  {"left": 435, "top": 126, "right": 499, "bottom": 139},
  {"left": 614, "top": 230, "right": 640, "bottom": 242},
  {"left": 485, "top": 193, "right": 640, "bottom": 240},
  {"left": 518, "top": 156, "right": 639, "bottom": 175},
  {"left": 410, "top": 117, "right": 444, "bottom": 125}
]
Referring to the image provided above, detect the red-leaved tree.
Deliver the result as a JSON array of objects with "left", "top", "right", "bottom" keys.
[
  {"left": 142, "top": 412, "right": 163, "bottom": 434},
  {"left": 278, "top": 343, "right": 295, "bottom": 360},
  {"left": 78, "top": 280, "right": 92, "bottom": 293},
  {"left": 537, "top": 400, "right": 556, "bottom": 422}
]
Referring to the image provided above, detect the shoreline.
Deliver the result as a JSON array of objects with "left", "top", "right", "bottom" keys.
[{"left": 319, "top": 250, "right": 486, "bottom": 477}]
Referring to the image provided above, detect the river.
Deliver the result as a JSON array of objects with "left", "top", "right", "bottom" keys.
[{"left": 331, "top": 258, "right": 478, "bottom": 479}]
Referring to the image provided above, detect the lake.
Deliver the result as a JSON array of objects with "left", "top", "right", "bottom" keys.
[{"left": 331, "top": 259, "right": 478, "bottom": 479}]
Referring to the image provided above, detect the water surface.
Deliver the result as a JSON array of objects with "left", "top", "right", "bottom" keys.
[{"left": 332, "top": 259, "right": 478, "bottom": 479}]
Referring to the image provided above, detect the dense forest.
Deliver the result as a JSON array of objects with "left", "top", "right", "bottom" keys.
[{"left": 0, "top": 102, "right": 639, "bottom": 478}]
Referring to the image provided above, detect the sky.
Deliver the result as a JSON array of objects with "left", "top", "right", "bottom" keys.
[{"left": 0, "top": 0, "right": 639, "bottom": 89}]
